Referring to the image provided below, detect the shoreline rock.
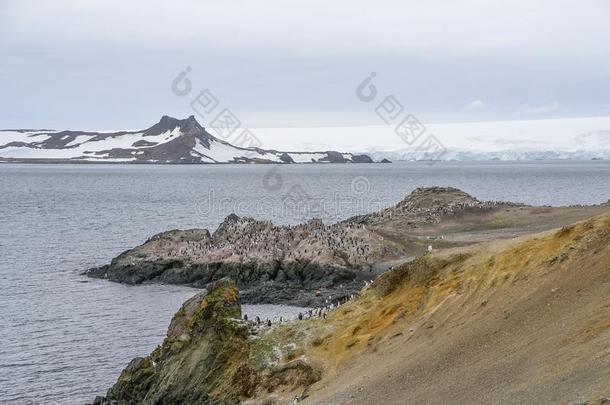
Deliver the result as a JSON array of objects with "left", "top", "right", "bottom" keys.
[
  {"left": 87, "top": 258, "right": 368, "bottom": 306},
  {"left": 92, "top": 278, "right": 321, "bottom": 405},
  {"left": 84, "top": 187, "right": 523, "bottom": 305},
  {"left": 86, "top": 186, "right": 608, "bottom": 306}
]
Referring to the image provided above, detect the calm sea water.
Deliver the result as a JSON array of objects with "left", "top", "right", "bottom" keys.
[{"left": 1, "top": 161, "right": 609, "bottom": 404}]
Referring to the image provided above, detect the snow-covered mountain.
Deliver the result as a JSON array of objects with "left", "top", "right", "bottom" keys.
[{"left": 0, "top": 116, "right": 374, "bottom": 164}]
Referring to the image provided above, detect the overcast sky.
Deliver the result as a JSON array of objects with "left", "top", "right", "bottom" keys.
[{"left": 1, "top": 0, "right": 610, "bottom": 132}]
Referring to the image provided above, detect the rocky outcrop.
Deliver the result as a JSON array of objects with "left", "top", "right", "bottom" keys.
[
  {"left": 92, "top": 278, "right": 248, "bottom": 404},
  {"left": 351, "top": 154, "right": 375, "bottom": 163},
  {"left": 88, "top": 258, "right": 362, "bottom": 306},
  {"left": 86, "top": 215, "right": 396, "bottom": 306},
  {"left": 89, "top": 187, "right": 610, "bottom": 306},
  {"left": 352, "top": 186, "right": 519, "bottom": 226},
  {"left": 86, "top": 187, "right": 524, "bottom": 305},
  {"left": 92, "top": 278, "right": 320, "bottom": 405}
]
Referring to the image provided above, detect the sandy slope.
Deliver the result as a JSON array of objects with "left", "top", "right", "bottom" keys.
[{"left": 302, "top": 213, "right": 610, "bottom": 404}]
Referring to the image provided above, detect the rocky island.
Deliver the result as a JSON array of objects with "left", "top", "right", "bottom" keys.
[{"left": 87, "top": 187, "right": 610, "bottom": 306}]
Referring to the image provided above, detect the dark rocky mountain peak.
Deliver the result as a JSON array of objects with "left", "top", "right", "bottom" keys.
[{"left": 144, "top": 115, "right": 206, "bottom": 137}]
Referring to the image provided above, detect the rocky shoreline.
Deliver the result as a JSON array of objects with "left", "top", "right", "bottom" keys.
[
  {"left": 85, "top": 192, "right": 408, "bottom": 305},
  {"left": 87, "top": 258, "right": 368, "bottom": 306},
  {"left": 91, "top": 212, "right": 610, "bottom": 404},
  {"left": 92, "top": 278, "right": 323, "bottom": 405},
  {"left": 85, "top": 186, "right": 610, "bottom": 306}
]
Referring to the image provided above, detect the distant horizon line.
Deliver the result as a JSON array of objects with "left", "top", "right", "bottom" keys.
[{"left": 3, "top": 114, "right": 610, "bottom": 133}]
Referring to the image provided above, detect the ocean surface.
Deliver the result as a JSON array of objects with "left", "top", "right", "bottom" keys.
[{"left": 1, "top": 161, "right": 609, "bottom": 404}]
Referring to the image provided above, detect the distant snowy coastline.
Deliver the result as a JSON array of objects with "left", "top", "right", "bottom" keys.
[
  {"left": 3, "top": 115, "right": 610, "bottom": 162},
  {"left": 0, "top": 116, "right": 374, "bottom": 164},
  {"left": 364, "top": 149, "right": 610, "bottom": 162}
]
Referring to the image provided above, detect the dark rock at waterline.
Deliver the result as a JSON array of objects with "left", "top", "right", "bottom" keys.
[
  {"left": 91, "top": 278, "right": 247, "bottom": 404},
  {"left": 86, "top": 259, "right": 369, "bottom": 307},
  {"left": 91, "top": 277, "right": 322, "bottom": 405},
  {"left": 86, "top": 187, "right": 528, "bottom": 308},
  {"left": 351, "top": 154, "right": 375, "bottom": 163},
  {"left": 84, "top": 211, "right": 386, "bottom": 306},
  {"left": 85, "top": 187, "right": 515, "bottom": 306}
]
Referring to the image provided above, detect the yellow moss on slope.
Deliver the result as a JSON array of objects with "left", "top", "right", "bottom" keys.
[{"left": 298, "top": 212, "right": 610, "bottom": 374}]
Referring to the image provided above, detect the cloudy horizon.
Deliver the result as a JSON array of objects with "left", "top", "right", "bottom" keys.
[{"left": 2, "top": 0, "right": 610, "bottom": 145}]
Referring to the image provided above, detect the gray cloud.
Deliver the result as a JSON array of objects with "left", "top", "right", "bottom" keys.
[{"left": 1, "top": 0, "right": 610, "bottom": 130}]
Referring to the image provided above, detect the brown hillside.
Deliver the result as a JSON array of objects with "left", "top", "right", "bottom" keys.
[
  {"left": 95, "top": 212, "right": 610, "bottom": 405},
  {"left": 299, "top": 213, "right": 610, "bottom": 404}
]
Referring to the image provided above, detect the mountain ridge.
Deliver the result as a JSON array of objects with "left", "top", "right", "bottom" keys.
[{"left": 0, "top": 115, "right": 376, "bottom": 164}]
